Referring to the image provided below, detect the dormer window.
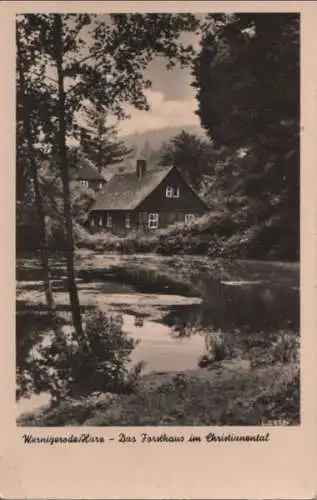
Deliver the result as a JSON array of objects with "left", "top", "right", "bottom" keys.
[{"left": 166, "top": 186, "right": 180, "bottom": 198}]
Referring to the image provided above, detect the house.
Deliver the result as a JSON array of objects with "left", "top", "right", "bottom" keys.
[
  {"left": 72, "top": 159, "right": 107, "bottom": 191},
  {"left": 87, "top": 159, "right": 209, "bottom": 233}
]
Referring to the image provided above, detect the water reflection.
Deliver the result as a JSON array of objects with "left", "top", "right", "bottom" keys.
[
  {"left": 77, "top": 267, "right": 196, "bottom": 297},
  {"left": 99, "top": 265, "right": 299, "bottom": 334},
  {"left": 16, "top": 258, "right": 299, "bottom": 415},
  {"left": 124, "top": 314, "right": 206, "bottom": 374},
  {"left": 134, "top": 316, "right": 145, "bottom": 328}
]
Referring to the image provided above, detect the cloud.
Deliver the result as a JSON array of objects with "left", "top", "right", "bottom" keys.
[{"left": 118, "top": 90, "right": 200, "bottom": 137}]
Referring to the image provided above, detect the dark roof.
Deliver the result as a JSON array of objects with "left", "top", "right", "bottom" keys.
[
  {"left": 72, "top": 160, "right": 106, "bottom": 182},
  {"left": 90, "top": 165, "right": 174, "bottom": 211},
  {"left": 40, "top": 154, "right": 106, "bottom": 182}
]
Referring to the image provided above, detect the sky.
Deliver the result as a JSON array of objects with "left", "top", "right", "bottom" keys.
[
  {"left": 41, "top": 16, "right": 203, "bottom": 140},
  {"left": 116, "top": 28, "right": 202, "bottom": 137},
  {"left": 119, "top": 56, "right": 201, "bottom": 137},
  {"left": 92, "top": 15, "right": 203, "bottom": 137}
]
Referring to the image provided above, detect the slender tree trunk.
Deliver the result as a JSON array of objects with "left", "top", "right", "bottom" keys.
[
  {"left": 16, "top": 31, "right": 58, "bottom": 322},
  {"left": 53, "top": 14, "right": 84, "bottom": 338},
  {"left": 98, "top": 142, "right": 103, "bottom": 174}
]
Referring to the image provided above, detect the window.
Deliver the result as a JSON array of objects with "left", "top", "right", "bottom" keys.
[
  {"left": 125, "top": 213, "right": 131, "bottom": 229},
  {"left": 98, "top": 216, "right": 103, "bottom": 227},
  {"left": 148, "top": 213, "right": 159, "bottom": 229},
  {"left": 166, "top": 186, "right": 180, "bottom": 198},
  {"left": 99, "top": 182, "right": 103, "bottom": 189},
  {"left": 90, "top": 218, "right": 95, "bottom": 228},
  {"left": 185, "top": 213, "right": 195, "bottom": 225},
  {"left": 106, "top": 214, "right": 112, "bottom": 228},
  {"left": 80, "top": 180, "right": 89, "bottom": 188}
]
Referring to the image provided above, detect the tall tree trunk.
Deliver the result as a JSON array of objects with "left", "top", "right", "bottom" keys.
[
  {"left": 53, "top": 14, "right": 84, "bottom": 338},
  {"left": 16, "top": 31, "right": 58, "bottom": 323},
  {"left": 98, "top": 142, "right": 103, "bottom": 174}
]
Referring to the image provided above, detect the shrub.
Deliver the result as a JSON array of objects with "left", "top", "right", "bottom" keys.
[
  {"left": 31, "top": 308, "right": 143, "bottom": 402},
  {"left": 258, "top": 368, "right": 300, "bottom": 425},
  {"left": 75, "top": 211, "right": 237, "bottom": 256},
  {"left": 198, "top": 331, "right": 230, "bottom": 367},
  {"left": 249, "top": 331, "right": 299, "bottom": 368},
  {"left": 271, "top": 331, "right": 299, "bottom": 364},
  {"left": 73, "top": 208, "right": 298, "bottom": 260}
]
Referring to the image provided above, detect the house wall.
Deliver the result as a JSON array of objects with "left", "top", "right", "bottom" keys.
[
  {"left": 87, "top": 168, "right": 208, "bottom": 233},
  {"left": 88, "top": 210, "right": 138, "bottom": 235},
  {"left": 138, "top": 168, "right": 207, "bottom": 214},
  {"left": 77, "top": 179, "right": 106, "bottom": 191}
]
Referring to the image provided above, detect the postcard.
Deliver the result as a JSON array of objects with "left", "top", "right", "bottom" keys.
[{"left": 0, "top": 1, "right": 316, "bottom": 499}]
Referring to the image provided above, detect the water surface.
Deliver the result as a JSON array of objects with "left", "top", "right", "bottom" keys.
[{"left": 16, "top": 255, "right": 299, "bottom": 416}]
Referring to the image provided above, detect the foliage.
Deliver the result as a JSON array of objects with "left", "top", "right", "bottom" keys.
[
  {"left": 258, "top": 367, "right": 300, "bottom": 425},
  {"left": 16, "top": 12, "right": 201, "bottom": 336},
  {"left": 70, "top": 202, "right": 300, "bottom": 261},
  {"left": 271, "top": 332, "right": 299, "bottom": 364},
  {"left": 19, "top": 308, "right": 143, "bottom": 402},
  {"left": 192, "top": 13, "right": 300, "bottom": 260},
  {"left": 18, "top": 155, "right": 97, "bottom": 250},
  {"left": 18, "top": 364, "right": 299, "bottom": 426},
  {"left": 79, "top": 103, "right": 133, "bottom": 173},
  {"left": 17, "top": 13, "right": 200, "bottom": 153},
  {"left": 198, "top": 331, "right": 228, "bottom": 367},
  {"left": 159, "top": 130, "right": 215, "bottom": 188},
  {"left": 249, "top": 331, "right": 299, "bottom": 368}
]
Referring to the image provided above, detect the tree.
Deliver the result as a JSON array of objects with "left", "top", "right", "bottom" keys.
[
  {"left": 35, "top": 156, "right": 97, "bottom": 249},
  {"left": 192, "top": 13, "right": 300, "bottom": 259},
  {"left": 16, "top": 18, "right": 59, "bottom": 324},
  {"left": 80, "top": 103, "right": 133, "bottom": 173},
  {"left": 159, "top": 130, "right": 215, "bottom": 189},
  {"left": 17, "top": 13, "right": 201, "bottom": 338}
]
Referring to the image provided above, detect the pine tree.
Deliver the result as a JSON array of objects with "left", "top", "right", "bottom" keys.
[
  {"left": 80, "top": 104, "right": 133, "bottom": 173},
  {"left": 159, "top": 130, "right": 215, "bottom": 189}
]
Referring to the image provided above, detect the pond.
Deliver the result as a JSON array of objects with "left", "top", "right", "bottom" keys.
[{"left": 16, "top": 255, "right": 300, "bottom": 417}]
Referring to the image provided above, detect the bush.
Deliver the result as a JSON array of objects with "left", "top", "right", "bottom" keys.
[
  {"left": 30, "top": 308, "right": 143, "bottom": 402},
  {"left": 258, "top": 368, "right": 300, "bottom": 425},
  {"left": 271, "top": 331, "right": 299, "bottom": 364},
  {"left": 198, "top": 331, "right": 230, "bottom": 367},
  {"left": 75, "top": 212, "right": 235, "bottom": 256},
  {"left": 249, "top": 330, "right": 299, "bottom": 368},
  {"left": 73, "top": 208, "right": 298, "bottom": 260},
  {"left": 18, "top": 364, "right": 299, "bottom": 426}
]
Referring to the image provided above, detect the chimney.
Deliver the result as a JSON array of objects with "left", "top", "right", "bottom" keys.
[{"left": 136, "top": 159, "right": 146, "bottom": 180}]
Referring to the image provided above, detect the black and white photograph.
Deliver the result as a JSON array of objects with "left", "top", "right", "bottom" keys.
[{"left": 16, "top": 11, "right": 300, "bottom": 427}]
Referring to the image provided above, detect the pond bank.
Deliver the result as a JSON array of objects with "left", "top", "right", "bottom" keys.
[
  {"left": 16, "top": 251, "right": 300, "bottom": 425},
  {"left": 18, "top": 362, "right": 299, "bottom": 426}
]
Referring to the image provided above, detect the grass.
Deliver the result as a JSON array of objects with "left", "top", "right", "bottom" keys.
[
  {"left": 16, "top": 251, "right": 300, "bottom": 426},
  {"left": 17, "top": 362, "right": 299, "bottom": 426}
]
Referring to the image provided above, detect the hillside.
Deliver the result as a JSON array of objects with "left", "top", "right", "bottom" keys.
[{"left": 120, "top": 124, "right": 207, "bottom": 153}]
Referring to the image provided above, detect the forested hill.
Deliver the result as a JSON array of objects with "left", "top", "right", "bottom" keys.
[{"left": 121, "top": 124, "right": 207, "bottom": 153}]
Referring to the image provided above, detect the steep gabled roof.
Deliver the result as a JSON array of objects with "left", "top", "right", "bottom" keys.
[
  {"left": 72, "top": 159, "right": 106, "bottom": 181},
  {"left": 90, "top": 165, "right": 174, "bottom": 211}
]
